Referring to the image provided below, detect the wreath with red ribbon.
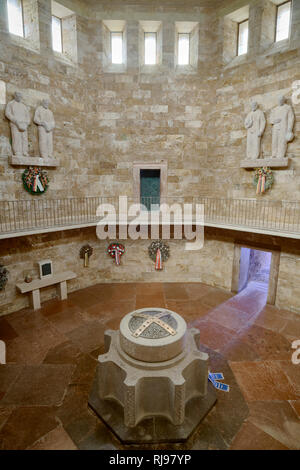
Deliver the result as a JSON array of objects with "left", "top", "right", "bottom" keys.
[
  {"left": 148, "top": 240, "right": 170, "bottom": 270},
  {"left": 253, "top": 167, "right": 274, "bottom": 195},
  {"left": 22, "top": 166, "right": 49, "bottom": 195},
  {"left": 107, "top": 242, "right": 125, "bottom": 265}
]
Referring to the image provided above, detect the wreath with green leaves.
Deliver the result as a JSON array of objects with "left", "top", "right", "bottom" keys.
[
  {"left": 148, "top": 240, "right": 170, "bottom": 262},
  {"left": 22, "top": 166, "right": 49, "bottom": 195},
  {"left": 107, "top": 242, "right": 125, "bottom": 259},
  {"left": 253, "top": 167, "right": 274, "bottom": 194},
  {"left": 0, "top": 265, "right": 8, "bottom": 290}
]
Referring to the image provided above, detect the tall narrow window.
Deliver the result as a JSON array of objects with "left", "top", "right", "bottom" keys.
[
  {"left": 144, "top": 32, "right": 157, "bottom": 65},
  {"left": 178, "top": 33, "right": 190, "bottom": 65},
  {"left": 237, "top": 19, "right": 249, "bottom": 55},
  {"left": 111, "top": 32, "right": 123, "bottom": 64},
  {"left": 7, "top": 0, "right": 24, "bottom": 37},
  {"left": 276, "top": 1, "right": 291, "bottom": 42},
  {"left": 51, "top": 15, "right": 63, "bottom": 53}
]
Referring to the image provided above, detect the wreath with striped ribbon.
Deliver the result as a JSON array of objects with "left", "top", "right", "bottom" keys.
[
  {"left": 107, "top": 242, "right": 125, "bottom": 265},
  {"left": 22, "top": 166, "right": 49, "bottom": 195},
  {"left": 148, "top": 240, "right": 170, "bottom": 263},
  {"left": 253, "top": 167, "right": 274, "bottom": 195},
  {"left": 148, "top": 240, "right": 170, "bottom": 270}
]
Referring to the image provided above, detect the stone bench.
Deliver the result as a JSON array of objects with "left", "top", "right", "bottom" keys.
[{"left": 16, "top": 271, "right": 77, "bottom": 310}]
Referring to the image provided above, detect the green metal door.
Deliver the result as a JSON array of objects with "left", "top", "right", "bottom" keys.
[{"left": 140, "top": 169, "right": 160, "bottom": 211}]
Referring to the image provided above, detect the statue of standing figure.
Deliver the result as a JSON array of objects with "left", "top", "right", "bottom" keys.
[
  {"left": 34, "top": 100, "right": 55, "bottom": 158},
  {"left": 5, "top": 92, "right": 30, "bottom": 157},
  {"left": 270, "top": 95, "right": 295, "bottom": 159},
  {"left": 244, "top": 101, "right": 266, "bottom": 160}
]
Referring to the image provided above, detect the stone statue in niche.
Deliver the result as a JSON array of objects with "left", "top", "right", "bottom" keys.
[
  {"left": 34, "top": 100, "right": 55, "bottom": 158},
  {"left": 270, "top": 95, "right": 295, "bottom": 159},
  {"left": 5, "top": 92, "right": 30, "bottom": 157},
  {"left": 244, "top": 101, "right": 266, "bottom": 160}
]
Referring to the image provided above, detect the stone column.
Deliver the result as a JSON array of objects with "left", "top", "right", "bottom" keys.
[
  {"left": 248, "top": 0, "right": 263, "bottom": 58},
  {"left": 290, "top": 0, "right": 300, "bottom": 45},
  {"left": 126, "top": 20, "right": 139, "bottom": 73},
  {"left": 162, "top": 21, "right": 175, "bottom": 72},
  {"left": 37, "top": 0, "right": 52, "bottom": 55},
  {"left": 78, "top": 17, "right": 99, "bottom": 70}
]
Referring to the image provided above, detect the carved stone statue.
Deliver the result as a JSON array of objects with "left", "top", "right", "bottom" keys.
[
  {"left": 244, "top": 101, "right": 266, "bottom": 160},
  {"left": 34, "top": 100, "right": 55, "bottom": 158},
  {"left": 270, "top": 95, "right": 295, "bottom": 159},
  {"left": 5, "top": 92, "right": 30, "bottom": 157}
]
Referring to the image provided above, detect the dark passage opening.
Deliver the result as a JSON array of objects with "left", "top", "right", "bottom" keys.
[{"left": 238, "top": 247, "right": 272, "bottom": 294}]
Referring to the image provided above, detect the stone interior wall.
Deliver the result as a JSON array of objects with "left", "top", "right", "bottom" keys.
[
  {"left": 213, "top": 0, "right": 300, "bottom": 200},
  {"left": 0, "top": 0, "right": 299, "bottom": 315},
  {"left": 0, "top": 227, "right": 234, "bottom": 316},
  {"left": 1, "top": 227, "right": 299, "bottom": 316},
  {"left": 0, "top": 0, "right": 220, "bottom": 199}
]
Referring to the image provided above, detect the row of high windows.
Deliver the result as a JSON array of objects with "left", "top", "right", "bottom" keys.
[
  {"left": 110, "top": 31, "right": 190, "bottom": 66},
  {"left": 6, "top": 0, "right": 294, "bottom": 66},
  {"left": 7, "top": 0, "right": 194, "bottom": 66}
]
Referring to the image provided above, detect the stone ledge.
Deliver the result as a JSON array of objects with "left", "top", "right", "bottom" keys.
[
  {"left": 9, "top": 156, "right": 59, "bottom": 167},
  {"left": 240, "top": 158, "right": 289, "bottom": 169}
]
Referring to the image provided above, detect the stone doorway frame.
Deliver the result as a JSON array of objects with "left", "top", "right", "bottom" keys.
[
  {"left": 132, "top": 161, "right": 168, "bottom": 203},
  {"left": 231, "top": 242, "right": 281, "bottom": 305}
]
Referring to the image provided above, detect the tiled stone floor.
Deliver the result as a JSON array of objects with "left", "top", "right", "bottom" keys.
[{"left": 0, "top": 281, "right": 299, "bottom": 450}]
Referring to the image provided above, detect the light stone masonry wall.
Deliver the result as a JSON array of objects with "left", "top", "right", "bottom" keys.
[
  {"left": 0, "top": 228, "right": 234, "bottom": 316},
  {"left": 214, "top": 0, "right": 300, "bottom": 200},
  {"left": 1, "top": 226, "right": 299, "bottom": 316}
]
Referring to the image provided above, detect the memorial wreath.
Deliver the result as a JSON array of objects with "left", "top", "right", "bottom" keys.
[
  {"left": 253, "top": 167, "right": 274, "bottom": 194},
  {"left": 148, "top": 240, "right": 170, "bottom": 270},
  {"left": 107, "top": 242, "right": 125, "bottom": 265},
  {"left": 0, "top": 265, "right": 8, "bottom": 290},
  {"left": 22, "top": 166, "right": 49, "bottom": 195},
  {"left": 80, "top": 244, "right": 93, "bottom": 267}
]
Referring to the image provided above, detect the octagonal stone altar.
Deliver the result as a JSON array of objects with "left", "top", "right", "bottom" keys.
[{"left": 88, "top": 308, "right": 217, "bottom": 444}]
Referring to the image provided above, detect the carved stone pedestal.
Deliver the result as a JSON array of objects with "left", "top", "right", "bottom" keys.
[
  {"left": 240, "top": 157, "right": 289, "bottom": 169},
  {"left": 88, "top": 308, "right": 217, "bottom": 444},
  {"left": 9, "top": 155, "right": 59, "bottom": 167}
]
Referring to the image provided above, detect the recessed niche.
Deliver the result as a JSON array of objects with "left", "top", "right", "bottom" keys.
[
  {"left": 133, "top": 161, "right": 167, "bottom": 207},
  {"left": 175, "top": 21, "right": 199, "bottom": 72},
  {"left": 102, "top": 20, "right": 127, "bottom": 72},
  {"left": 140, "top": 169, "right": 161, "bottom": 210},
  {"left": 223, "top": 5, "right": 249, "bottom": 64}
]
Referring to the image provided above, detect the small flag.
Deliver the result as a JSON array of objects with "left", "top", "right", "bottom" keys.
[
  {"left": 0, "top": 340, "right": 6, "bottom": 364},
  {"left": 208, "top": 372, "right": 230, "bottom": 392}
]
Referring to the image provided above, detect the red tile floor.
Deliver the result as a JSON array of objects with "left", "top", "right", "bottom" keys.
[{"left": 0, "top": 281, "right": 299, "bottom": 450}]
